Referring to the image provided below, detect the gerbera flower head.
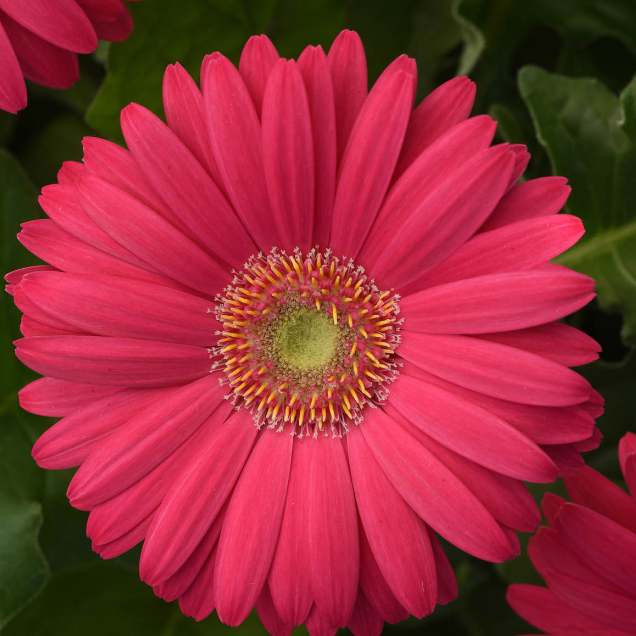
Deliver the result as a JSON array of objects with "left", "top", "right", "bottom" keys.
[
  {"left": 7, "top": 30, "right": 604, "bottom": 636},
  {"left": 0, "top": 0, "right": 143, "bottom": 113},
  {"left": 507, "top": 432, "right": 636, "bottom": 635}
]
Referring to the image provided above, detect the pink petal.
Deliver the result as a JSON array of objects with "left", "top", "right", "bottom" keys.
[
  {"left": 203, "top": 53, "right": 276, "bottom": 251},
  {"left": 400, "top": 265, "right": 596, "bottom": 334},
  {"left": 329, "top": 69, "right": 415, "bottom": 257},
  {"left": 371, "top": 55, "right": 417, "bottom": 105},
  {"left": 358, "top": 528, "right": 409, "bottom": 624},
  {"left": 399, "top": 331, "right": 591, "bottom": 407},
  {"left": 5, "top": 265, "right": 56, "bottom": 296},
  {"left": 140, "top": 408, "right": 258, "bottom": 586},
  {"left": 20, "top": 316, "right": 80, "bottom": 338},
  {"left": 0, "top": 12, "right": 79, "bottom": 89},
  {"left": 506, "top": 144, "right": 530, "bottom": 189},
  {"left": 75, "top": 175, "right": 228, "bottom": 296},
  {"left": 162, "top": 63, "right": 225, "bottom": 190},
  {"left": 401, "top": 359, "right": 594, "bottom": 446},
  {"left": 388, "top": 373, "right": 557, "bottom": 482},
  {"left": 269, "top": 435, "right": 313, "bottom": 625},
  {"left": 529, "top": 526, "right": 626, "bottom": 598},
  {"left": 581, "top": 389, "right": 605, "bottom": 418},
  {"left": 56, "top": 160, "right": 85, "bottom": 185},
  {"left": 0, "top": 0, "right": 97, "bottom": 53},
  {"left": 89, "top": 8, "right": 133, "bottom": 42},
  {"left": 541, "top": 492, "right": 567, "bottom": 527},
  {"left": 544, "top": 567, "right": 636, "bottom": 632},
  {"left": 19, "top": 271, "right": 216, "bottom": 346},
  {"left": 19, "top": 377, "right": 119, "bottom": 417},
  {"left": 255, "top": 583, "right": 294, "bottom": 636},
  {"left": 261, "top": 59, "right": 314, "bottom": 253},
  {"left": 297, "top": 45, "right": 337, "bottom": 249},
  {"left": 86, "top": 401, "right": 234, "bottom": 545},
  {"left": 215, "top": 429, "right": 293, "bottom": 626},
  {"left": 553, "top": 502, "right": 636, "bottom": 598},
  {"left": 15, "top": 336, "right": 210, "bottom": 388},
  {"left": 121, "top": 103, "right": 255, "bottom": 270},
  {"left": 178, "top": 544, "right": 218, "bottom": 620},
  {"left": 67, "top": 374, "right": 224, "bottom": 509},
  {"left": 480, "top": 176, "right": 570, "bottom": 233},
  {"left": 541, "top": 443, "right": 584, "bottom": 477},
  {"left": 573, "top": 425, "right": 602, "bottom": 452},
  {"left": 32, "top": 386, "right": 169, "bottom": 469},
  {"left": 626, "top": 455, "right": 636, "bottom": 503},
  {"left": 305, "top": 606, "right": 337, "bottom": 636},
  {"left": 415, "top": 214, "right": 585, "bottom": 290},
  {"left": 327, "top": 30, "right": 367, "bottom": 165},
  {"left": 361, "top": 408, "right": 513, "bottom": 561},
  {"left": 58, "top": 182, "right": 125, "bottom": 269},
  {"left": 0, "top": 18, "right": 26, "bottom": 113},
  {"left": 477, "top": 322, "right": 600, "bottom": 367},
  {"left": 18, "top": 220, "right": 194, "bottom": 291},
  {"left": 81, "top": 137, "right": 178, "bottom": 227},
  {"left": 14, "top": 283, "right": 82, "bottom": 331},
  {"left": 619, "top": 432, "right": 636, "bottom": 473},
  {"left": 308, "top": 436, "right": 359, "bottom": 627},
  {"left": 507, "top": 584, "right": 630, "bottom": 636},
  {"left": 368, "top": 145, "right": 515, "bottom": 289},
  {"left": 347, "top": 591, "right": 384, "bottom": 636},
  {"left": 75, "top": 0, "right": 126, "bottom": 22},
  {"left": 393, "top": 76, "right": 476, "bottom": 181},
  {"left": 564, "top": 465, "right": 636, "bottom": 534},
  {"left": 154, "top": 501, "right": 227, "bottom": 602},
  {"left": 360, "top": 115, "right": 497, "bottom": 263},
  {"left": 500, "top": 524, "right": 521, "bottom": 557},
  {"left": 619, "top": 433, "right": 636, "bottom": 499},
  {"left": 93, "top": 513, "right": 153, "bottom": 560},
  {"left": 386, "top": 404, "right": 539, "bottom": 532},
  {"left": 42, "top": 185, "right": 131, "bottom": 261},
  {"left": 239, "top": 34, "right": 279, "bottom": 117},
  {"left": 426, "top": 527, "right": 457, "bottom": 605},
  {"left": 348, "top": 425, "right": 436, "bottom": 617}
]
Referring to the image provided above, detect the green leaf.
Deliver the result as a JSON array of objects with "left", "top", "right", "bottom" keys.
[
  {"left": 1, "top": 560, "right": 282, "bottom": 636},
  {"left": 519, "top": 66, "right": 636, "bottom": 345},
  {"left": 16, "top": 113, "right": 94, "bottom": 190},
  {"left": 0, "top": 493, "right": 48, "bottom": 629},
  {"left": 88, "top": 0, "right": 469, "bottom": 143},
  {"left": 582, "top": 353, "right": 636, "bottom": 464},
  {"left": 455, "top": 0, "right": 636, "bottom": 82},
  {"left": 406, "top": 0, "right": 464, "bottom": 99},
  {"left": 2, "top": 563, "right": 171, "bottom": 636},
  {"left": 453, "top": 0, "right": 485, "bottom": 76},
  {"left": 87, "top": 0, "right": 256, "bottom": 142},
  {"left": 0, "top": 151, "right": 50, "bottom": 627},
  {"left": 267, "top": 0, "right": 344, "bottom": 60}
]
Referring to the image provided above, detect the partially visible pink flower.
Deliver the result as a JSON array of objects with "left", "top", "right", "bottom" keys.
[
  {"left": 0, "top": 0, "right": 143, "bottom": 113},
  {"left": 507, "top": 432, "right": 636, "bottom": 635},
  {"left": 7, "top": 29, "right": 605, "bottom": 636}
]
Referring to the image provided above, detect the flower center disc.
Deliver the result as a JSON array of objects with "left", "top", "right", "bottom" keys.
[
  {"left": 275, "top": 309, "right": 338, "bottom": 369},
  {"left": 215, "top": 249, "right": 400, "bottom": 435}
]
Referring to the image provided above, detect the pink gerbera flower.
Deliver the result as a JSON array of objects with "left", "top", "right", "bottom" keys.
[
  {"left": 7, "top": 30, "right": 604, "bottom": 636},
  {"left": 507, "top": 433, "right": 636, "bottom": 636},
  {"left": 0, "top": 0, "right": 143, "bottom": 113}
]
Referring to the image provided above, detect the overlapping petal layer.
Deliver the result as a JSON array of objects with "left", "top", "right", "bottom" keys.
[
  {"left": 507, "top": 435, "right": 636, "bottom": 635},
  {"left": 0, "top": 0, "right": 142, "bottom": 113},
  {"left": 7, "top": 30, "right": 602, "bottom": 636}
]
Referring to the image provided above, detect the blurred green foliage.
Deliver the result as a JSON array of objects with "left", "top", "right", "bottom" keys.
[{"left": 1, "top": 0, "right": 636, "bottom": 634}]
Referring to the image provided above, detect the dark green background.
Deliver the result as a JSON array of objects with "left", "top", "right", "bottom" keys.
[{"left": 1, "top": 0, "right": 636, "bottom": 634}]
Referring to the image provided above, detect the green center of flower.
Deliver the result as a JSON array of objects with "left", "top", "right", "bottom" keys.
[
  {"left": 275, "top": 308, "right": 338, "bottom": 370},
  {"left": 215, "top": 248, "right": 401, "bottom": 435}
]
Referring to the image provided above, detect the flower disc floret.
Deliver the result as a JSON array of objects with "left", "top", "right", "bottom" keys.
[{"left": 215, "top": 248, "right": 400, "bottom": 433}]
